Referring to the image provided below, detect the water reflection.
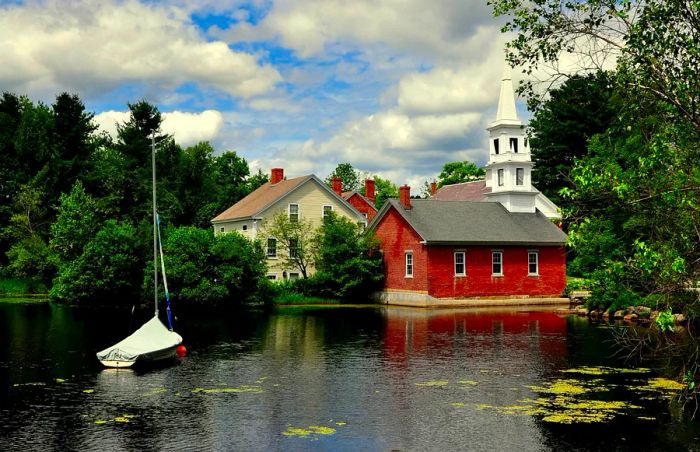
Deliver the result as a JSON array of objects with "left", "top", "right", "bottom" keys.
[{"left": 1, "top": 302, "right": 699, "bottom": 451}]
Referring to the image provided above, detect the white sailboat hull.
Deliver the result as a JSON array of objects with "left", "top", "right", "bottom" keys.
[{"left": 97, "top": 315, "right": 182, "bottom": 368}]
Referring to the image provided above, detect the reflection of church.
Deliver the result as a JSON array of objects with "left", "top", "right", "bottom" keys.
[{"left": 383, "top": 308, "right": 567, "bottom": 363}]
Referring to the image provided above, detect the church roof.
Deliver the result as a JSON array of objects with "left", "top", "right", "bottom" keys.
[
  {"left": 432, "top": 180, "right": 491, "bottom": 201},
  {"left": 370, "top": 199, "right": 566, "bottom": 246}
]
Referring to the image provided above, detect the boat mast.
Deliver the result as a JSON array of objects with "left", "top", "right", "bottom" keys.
[{"left": 152, "top": 133, "right": 159, "bottom": 317}]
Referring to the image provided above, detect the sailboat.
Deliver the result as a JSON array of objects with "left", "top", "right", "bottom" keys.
[{"left": 97, "top": 135, "right": 183, "bottom": 368}]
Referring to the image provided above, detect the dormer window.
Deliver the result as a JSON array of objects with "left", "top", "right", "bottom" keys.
[
  {"left": 493, "top": 138, "right": 499, "bottom": 155},
  {"left": 510, "top": 138, "right": 518, "bottom": 153}
]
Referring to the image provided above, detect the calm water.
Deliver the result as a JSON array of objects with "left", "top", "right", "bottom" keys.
[{"left": 1, "top": 301, "right": 699, "bottom": 451}]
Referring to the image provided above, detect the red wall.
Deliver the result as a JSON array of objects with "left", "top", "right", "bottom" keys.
[
  {"left": 373, "top": 206, "right": 566, "bottom": 298},
  {"left": 427, "top": 245, "right": 566, "bottom": 298},
  {"left": 346, "top": 193, "right": 377, "bottom": 221},
  {"left": 373, "top": 208, "right": 428, "bottom": 292}
]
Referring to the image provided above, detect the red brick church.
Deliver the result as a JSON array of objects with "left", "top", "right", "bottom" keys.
[{"left": 368, "top": 66, "right": 567, "bottom": 302}]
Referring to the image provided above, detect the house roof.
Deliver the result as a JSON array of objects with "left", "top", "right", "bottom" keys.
[
  {"left": 212, "top": 176, "right": 310, "bottom": 222},
  {"left": 432, "top": 180, "right": 491, "bottom": 201},
  {"left": 342, "top": 190, "right": 377, "bottom": 211},
  {"left": 369, "top": 199, "right": 567, "bottom": 246}
]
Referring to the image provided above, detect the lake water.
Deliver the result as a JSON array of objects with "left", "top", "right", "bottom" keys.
[{"left": 1, "top": 301, "right": 699, "bottom": 451}]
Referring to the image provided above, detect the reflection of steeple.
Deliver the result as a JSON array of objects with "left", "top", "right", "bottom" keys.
[{"left": 495, "top": 64, "right": 519, "bottom": 124}]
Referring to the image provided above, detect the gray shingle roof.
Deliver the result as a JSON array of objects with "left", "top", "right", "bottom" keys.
[{"left": 373, "top": 199, "right": 566, "bottom": 245}]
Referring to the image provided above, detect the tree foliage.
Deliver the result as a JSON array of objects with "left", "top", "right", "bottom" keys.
[
  {"left": 144, "top": 227, "right": 267, "bottom": 306},
  {"left": 313, "top": 213, "right": 384, "bottom": 300},
  {"left": 325, "top": 162, "right": 360, "bottom": 192},
  {"left": 262, "top": 211, "right": 316, "bottom": 278},
  {"left": 50, "top": 220, "right": 143, "bottom": 304},
  {"left": 528, "top": 71, "right": 616, "bottom": 205},
  {"left": 372, "top": 176, "right": 399, "bottom": 209},
  {"left": 436, "top": 161, "right": 485, "bottom": 188}
]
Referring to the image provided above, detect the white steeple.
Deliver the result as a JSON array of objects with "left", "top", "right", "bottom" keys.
[
  {"left": 495, "top": 64, "right": 519, "bottom": 123},
  {"left": 484, "top": 61, "right": 538, "bottom": 214}
]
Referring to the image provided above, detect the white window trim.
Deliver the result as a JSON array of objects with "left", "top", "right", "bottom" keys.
[
  {"left": 267, "top": 273, "right": 278, "bottom": 281},
  {"left": 497, "top": 169, "right": 504, "bottom": 187},
  {"left": 288, "top": 272, "right": 300, "bottom": 280},
  {"left": 405, "top": 251, "right": 414, "bottom": 278},
  {"left": 528, "top": 250, "right": 539, "bottom": 276},
  {"left": 492, "top": 250, "right": 503, "bottom": 276},
  {"left": 266, "top": 237, "right": 278, "bottom": 259},
  {"left": 288, "top": 203, "right": 300, "bottom": 222},
  {"left": 322, "top": 204, "right": 333, "bottom": 219},
  {"left": 454, "top": 250, "right": 466, "bottom": 277}
]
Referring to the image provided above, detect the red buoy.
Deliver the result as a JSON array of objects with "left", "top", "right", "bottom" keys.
[{"left": 176, "top": 345, "right": 187, "bottom": 357}]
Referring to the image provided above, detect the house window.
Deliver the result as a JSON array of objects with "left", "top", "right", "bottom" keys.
[
  {"left": 288, "top": 203, "right": 299, "bottom": 222},
  {"left": 510, "top": 137, "right": 518, "bottom": 153},
  {"left": 288, "top": 272, "right": 300, "bottom": 280},
  {"left": 242, "top": 224, "right": 248, "bottom": 231},
  {"left": 405, "top": 251, "right": 413, "bottom": 278},
  {"left": 528, "top": 250, "right": 539, "bottom": 276},
  {"left": 267, "top": 238, "right": 277, "bottom": 258},
  {"left": 362, "top": 213, "right": 368, "bottom": 219},
  {"left": 497, "top": 169, "right": 504, "bottom": 187},
  {"left": 267, "top": 274, "right": 277, "bottom": 281},
  {"left": 322, "top": 205, "right": 333, "bottom": 220},
  {"left": 454, "top": 251, "right": 466, "bottom": 276},
  {"left": 492, "top": 250, "right": 503, "bottom": 276},
  {"left": 516, "top": 168, "right": 524, "bottom": 186},
  {"left": 493, "top": 138, "right": 499, "bottom": 155},
  {"left": 219, "top": 227, "right": 224, "bottom": 233},
  {"left": 289, "top": 238, "right": 299, "bottom": 258}
]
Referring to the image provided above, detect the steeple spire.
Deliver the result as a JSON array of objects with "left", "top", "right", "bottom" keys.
[{"left": 495, "top": 63, "right": 519, "bottom": 123}]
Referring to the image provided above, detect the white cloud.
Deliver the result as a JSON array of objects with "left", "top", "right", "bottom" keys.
[
  {"left": 161, "top": 110, "right": 224, "bottom": 147},
  {"left": 0, "top": 0, "right": 281, "bottom": 98},
  {"left": 94, "top": 109, "right": 224, "bottom": 147},
  {"left": 218, "top": 0, "right": 498, "bottom": 62}
]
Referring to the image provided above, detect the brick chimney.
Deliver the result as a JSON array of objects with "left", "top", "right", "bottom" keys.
[
  {"left": 271, "top": 168, "right": 284, "bottom": 184},
  {"left": 332, "top": 177, "right": 342, "bottom": 195},
  {"left": 365, "top": 179, "right": 376, "bottom": 204},
  {"left": 399, "top": 185, "right": 411, "bottom": 209},
  {"left": 430, "top": 181, "right": 437, "bottom": 196}
]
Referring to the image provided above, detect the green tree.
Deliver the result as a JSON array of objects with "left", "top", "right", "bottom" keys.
[
  {"left": 436, "top": 161, "right": 485, "bottom": 188},
  {"left": 50, "top": 220, "right": 143, "bottom": 304},
  {"left": 326, "top": 162, "right": 360, "bottom": 192},
  {"left": 262, "top": 211, "right": 316, "bottom": 278},
  {"left": 147, "top": 226, "right": 267, "bottom": 305},
  {"left": 528, "top": 72, "right": 616, "bottom": 205},
  {"left": 313, "top": 213, "right": 384, "bottom": 300},
  {"left": 50, "top": 181, "right": 101, "bottom": 262},
  {"left": 373, "top": 176, "right": 399, "bottom": 209}
]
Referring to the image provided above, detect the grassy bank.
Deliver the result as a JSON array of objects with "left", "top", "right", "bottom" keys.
[
  {"left": 0, "top": 278, "right": 48, "bottom": 296},
  {"left": 273, "top": 292, "right": 342, "bottom": 305}
]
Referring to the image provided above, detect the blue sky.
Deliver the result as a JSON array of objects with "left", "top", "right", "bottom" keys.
[{"left": 1, "top": 0, "right": 531, "bottom": 189}]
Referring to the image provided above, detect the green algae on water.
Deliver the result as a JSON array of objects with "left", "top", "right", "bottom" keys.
[
  {"left": 415, "top": 380, "right": 449, "bottom": 387},
  {"left": 282, "top": 425, "right": 337, "bottom": 437}
]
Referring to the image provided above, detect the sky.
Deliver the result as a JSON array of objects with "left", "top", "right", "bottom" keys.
[{"left": 1, "top": 0, "right": 528, "bottom": 189}]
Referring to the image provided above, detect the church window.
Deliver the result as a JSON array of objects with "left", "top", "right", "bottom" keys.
[
  {"left": 454, "top": 251, "right": 466, "bottom": 276},
  {"left": 497, "top": 169, "right": 504, "bottom": 186},
  {"left": 493, "top": 138, "right": 499, "bottom": 155},
  {"left": 510, "top": 137, "right": 518, "bottom": 153},
  {"left": 492, "top": 250, "right": 503, "bottom": 276},
  {"left": 516, "top": 168, "right": 524, "bottom": 186},
  {"left": 528, "top": 250, "right": 539, "bottom": 275}
]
